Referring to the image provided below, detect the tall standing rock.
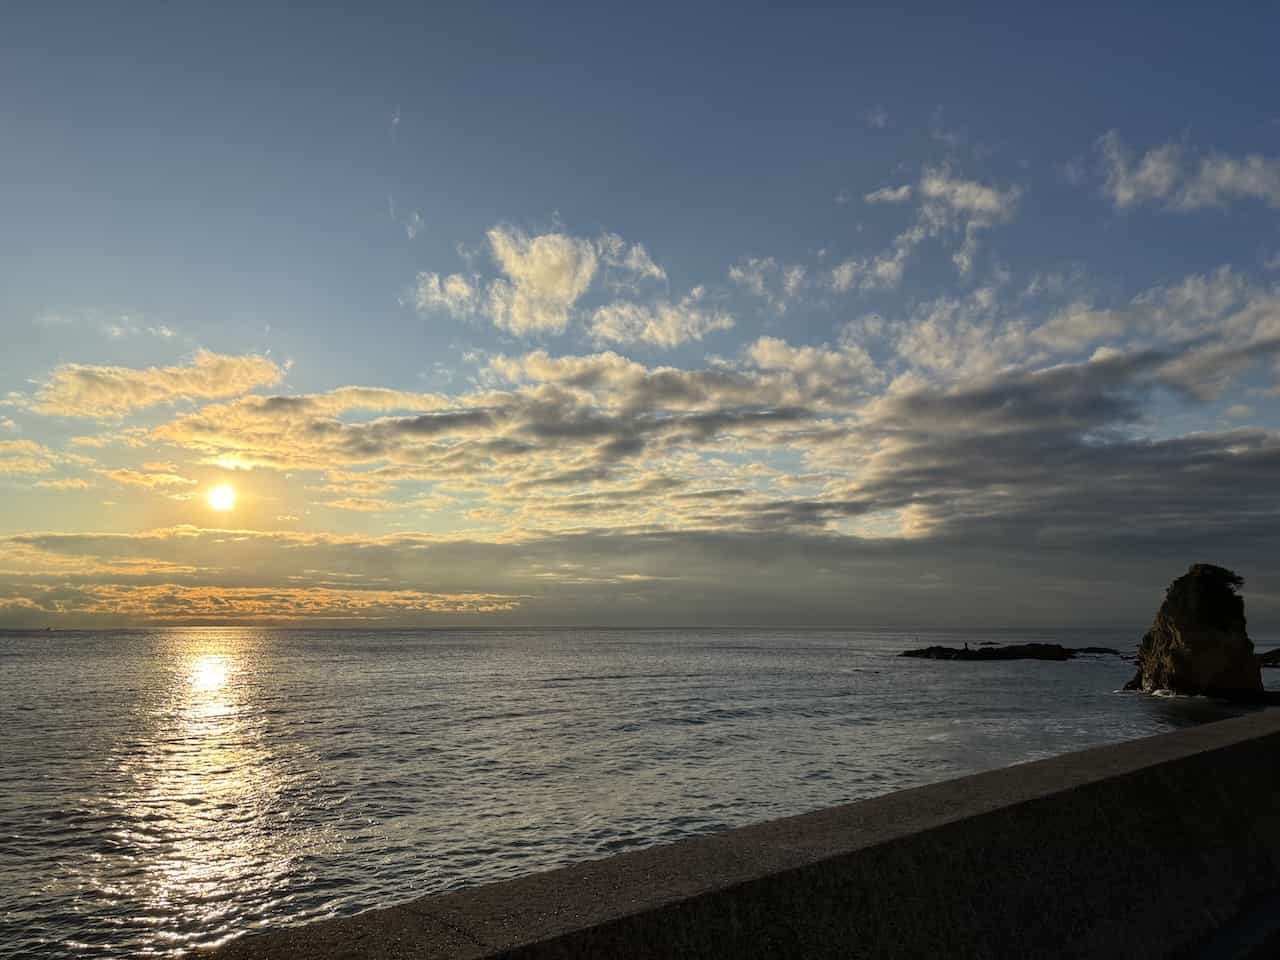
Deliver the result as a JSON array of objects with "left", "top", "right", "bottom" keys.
[{"left": 1126, "top": 564, "right": 1261, "bottom": 698}]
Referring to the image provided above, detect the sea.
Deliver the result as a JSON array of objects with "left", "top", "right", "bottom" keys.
[{"left": 1, "top": 626, "right": 1274, "bottom": 958}]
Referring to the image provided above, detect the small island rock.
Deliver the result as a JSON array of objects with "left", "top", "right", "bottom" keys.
[
  {"left": 901, "top": 642, "right": 1074, "bottom": 662},
  {"left": 1125, "top": 564, "right": 1261, "bottom": 698}
]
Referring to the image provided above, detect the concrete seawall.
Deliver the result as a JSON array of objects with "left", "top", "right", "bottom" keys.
[{"left": 207, "top": 709, "right": 1280, "bottom": 959}]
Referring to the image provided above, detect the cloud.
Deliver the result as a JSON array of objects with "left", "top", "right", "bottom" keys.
[
  {"left": 10, "top": 257, "right": 1280, "bottom": 627},
  {"left": 416, "top": 226, "right": 697, "bottom": 338},
  {"left": 6, "top": 414, "right": 1280, "bottom": 632},
  {"left": 918, "top": 168, "right": 1021, "bottom": 220},
  {"left": 150, "top": 343, "right": 850, "bottom": 529},
  {"left": 14, "top": 246, "right": 1280, "bottom": 628},
  {"left": 728, "top": 257, "right": 810, "bottom": 311},
  {"left": 1097, "top": 132, "right": 1280, "bottom": 211},
  {"left": 590, "top": 287, "right": 734, "bottom": 348},
  {"left": 147, "top": 303, "right": 1276, "bottom": 541},
  {"left": 866, "top": 107, "right": 889, "bottom": 129},
  {"left": 405, "top": 210, "right": 424, "bottom": 240},
  {"left": 1097, "top": 132, "right": 1182, "bottom": 208},
  {"left": 622, "top": 245, "right": 665, "bottom": 282},
  {"left": 99, "top": 316, "right": 177, "bottom": 340},
  {"left": 1180, "top": 154, "right": 1280, "bottom": 210},
  {"left": 882, "top": 264, "right": 1280, "bottom": 395},
  {"left": 864, "top": 184, "right": 913, "bottom": 204},
  {"left": 746, "top": 336, "right": 883, "bottom": 398},
  {"left": 485, "top": 226, "right": 599, "bottom": 334},
  {"left": 830, "top": 229, "right": 920, "bottom": 292},
  {"left": 35, "top": 477, "right": 93, "bottom": 490},
  {"left": 832, "top": 167, "right": 1021, "bottom": 290},
  {"left": 894, "top": 289, "right": 1031, "bottom": 379},
  {"left": 598, "top": 233, "right": 667, "bottom": 287},
  {"left": 97, "top": 468, "right": 197, "bottom": 490},
  {"left": 1034, "top": 303, "right": 1128, "bottom": 352},
  {"left": 32, "top": 312, "right": 176, "bottom": 340},
  {"left": 31, "top": 350, "right": 285, "bottom": 419},
  {"left": 728, "top": 257, "right": 775, "bottom": 298},
  {"left": 843, "top": 351, "right": 1280, "bottom": 558},
  {"left": 0, "top": 439, "right": 60, "bottom": 475},
  {"left": 415, "top": 272, "right": 481, "bottom": 317},
  {"left": 320, "top": 497, "right": 402, "bottom": 512},
  {"left": 1021, "top": 265, "right": 1276, "bottom": 371},
  {"left": 0, "top": 579, "right": 519, "bottom": 624},
  {"left": 918, "top": 167, "right": 1022, "bottom": 275},
  {"left": 783, "top": 265, "right": 807, "bottom": 298}
]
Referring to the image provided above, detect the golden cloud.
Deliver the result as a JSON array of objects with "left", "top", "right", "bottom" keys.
[{"left": 31, "top": 350, "right": 285, "bottom": 418}]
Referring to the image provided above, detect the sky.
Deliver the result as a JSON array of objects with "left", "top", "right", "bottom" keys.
[{"left": 3, "top": 2, "right": 1280, "bottom": 629}]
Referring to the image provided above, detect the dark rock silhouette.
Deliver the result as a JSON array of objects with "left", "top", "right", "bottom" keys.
[
  {"left": 1124, "top": 564, "right": 1262, "bottom": 699},
  {"left": 1257, "top": 649, "right": 1280, "bottom": 668},
  {"left": 901, "top": 642, "right": 1074, "bottom": 662},
  {"left": 901, "top": 643, "right": 1125, "bottom": 662}
]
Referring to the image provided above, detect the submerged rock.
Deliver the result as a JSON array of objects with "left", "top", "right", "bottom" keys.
[
  {"left": 901, "top": 642, "right": 1074, "bottom": 662},
  {"left": 1125, "top": 564, "right": 1261, "bottom": 699}
]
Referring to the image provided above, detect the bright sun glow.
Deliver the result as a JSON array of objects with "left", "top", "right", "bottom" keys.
[{"left": 207, "top": 484, "right": 237, "bottom": 511}]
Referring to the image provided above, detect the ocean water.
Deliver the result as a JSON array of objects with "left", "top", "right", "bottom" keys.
[{"left": 1, "top": 626, "right": 1272, "bottom": 958}]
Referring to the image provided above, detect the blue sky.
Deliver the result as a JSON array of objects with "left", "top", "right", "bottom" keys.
[{"left": 3, "top": 3, "right": 1280, "bottom": 627}]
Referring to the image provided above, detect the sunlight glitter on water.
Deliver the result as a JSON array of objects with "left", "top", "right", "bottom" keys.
[
  {"left": 27, "top": 629, "right": 338, "bottom": 957},
  {"left": 189, "top": 654, "right": 231, "bottom": 695}
]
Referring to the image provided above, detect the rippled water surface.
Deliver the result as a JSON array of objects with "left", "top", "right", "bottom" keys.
[{"left": 1, "top": 627, "right": 1271, "bottom": 957}]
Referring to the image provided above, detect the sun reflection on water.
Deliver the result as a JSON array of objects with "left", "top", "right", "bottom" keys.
[
  {"left": 78, "top": 628, "right": 333, "bottom": 953},
  {"left": 189, "top": 653, "right": 230, "bottom": 694}
]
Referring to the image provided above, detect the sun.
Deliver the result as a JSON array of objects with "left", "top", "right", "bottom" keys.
[{"left": 207, "top": 483, "right": 237, "bottom": 511}]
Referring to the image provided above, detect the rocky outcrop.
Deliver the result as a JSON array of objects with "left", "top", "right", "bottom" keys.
[
  {"left": 901, "top": 643, "right": 1126, "bottom": 662},
  {"left": 902, "top": 643, "right": 1074, "bottom": 662},
  {"left": 1125, "top": 564, "right": 1261, "bottom": 699},
  {"left": 1258, "top": 649, "right": 1280, "bottom": 669}
]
